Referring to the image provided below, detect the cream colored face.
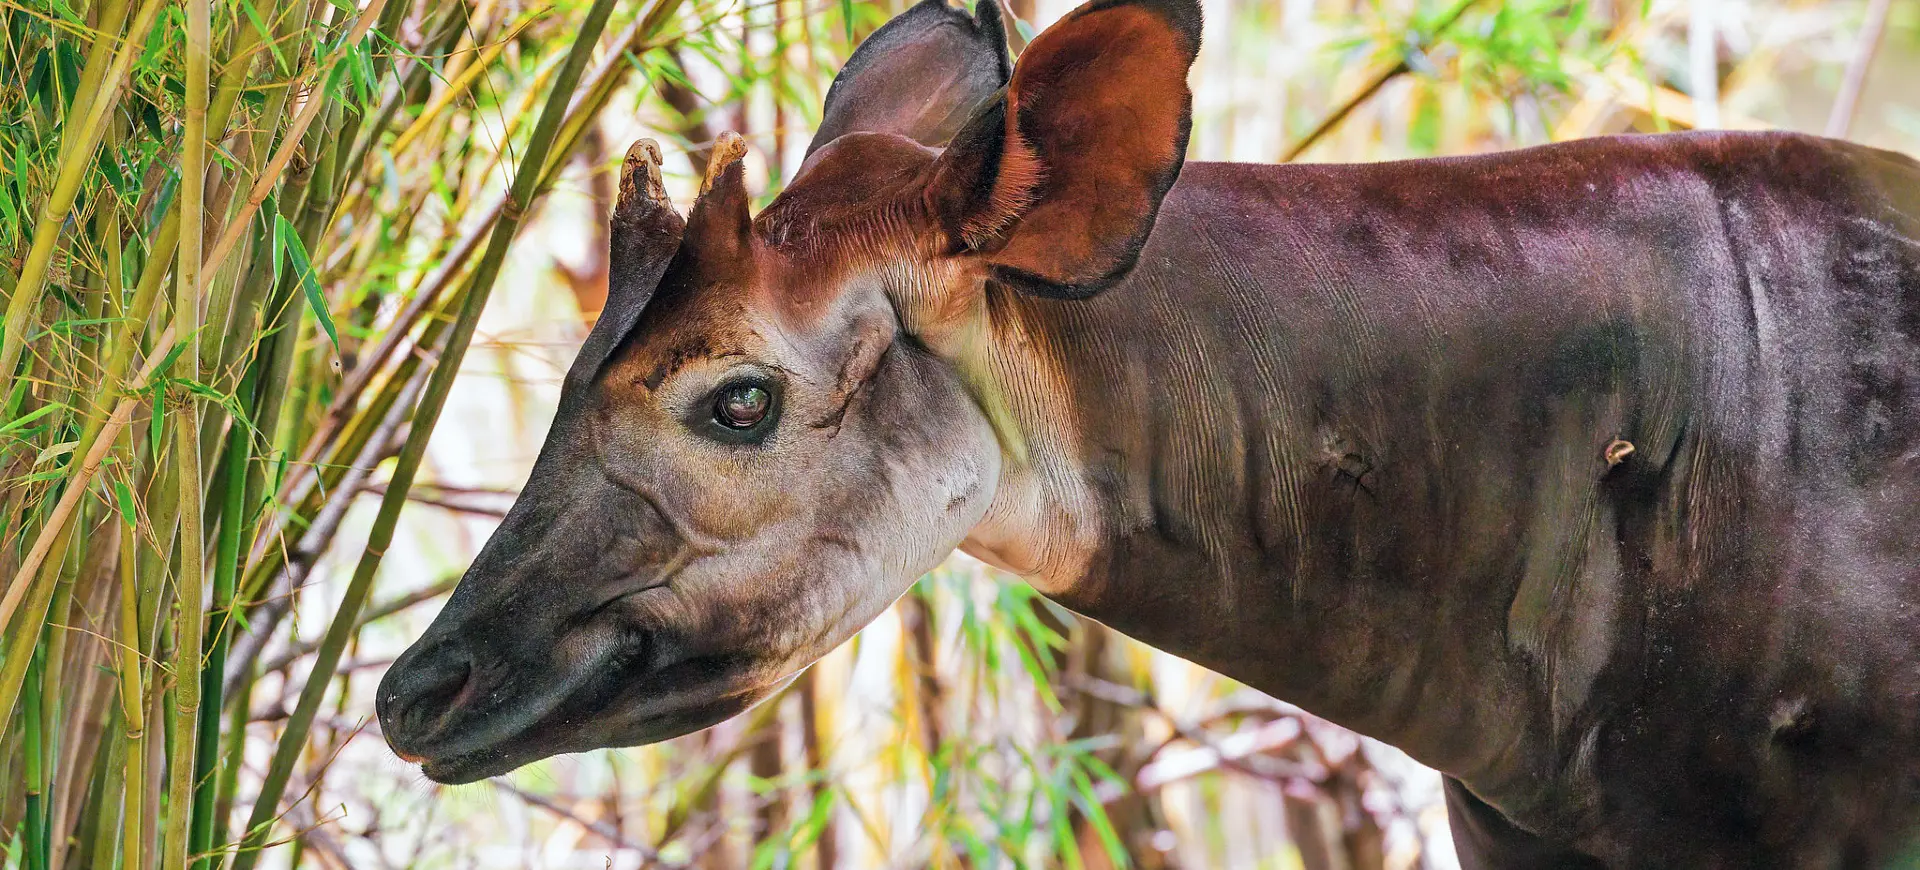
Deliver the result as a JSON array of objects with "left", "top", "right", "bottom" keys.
[{"left": 376, "top": 213, "right": 1004, "bottom": 783}]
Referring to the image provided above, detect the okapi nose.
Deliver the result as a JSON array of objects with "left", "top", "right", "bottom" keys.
[{"left": 377, "top": 639, "right": 475, "bottom": 749}]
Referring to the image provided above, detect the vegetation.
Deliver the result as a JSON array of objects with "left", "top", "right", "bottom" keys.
[{"left": 0, "top": 0, "right": 1912, "bottom": 867}]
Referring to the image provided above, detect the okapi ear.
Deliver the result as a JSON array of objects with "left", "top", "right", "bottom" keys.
[
  {"left": 568, "top": 139, "right": 684, "bottom": 389},
  {"left": 928, "top": 0, "right": 1201, "bottom": 299},
  {"left": 803, "top": 0, "right": 1012, "bottom": 160}
]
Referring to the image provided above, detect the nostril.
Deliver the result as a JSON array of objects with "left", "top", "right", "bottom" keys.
[
  {"left": 381, "top": 645, "right": 476, "bottom": 743},
  {"left": 418, "top": 659, "right": 475, "bottom": 718}
]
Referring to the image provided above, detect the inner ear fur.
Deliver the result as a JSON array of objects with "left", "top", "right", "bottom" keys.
[
  {"left": 804, "top": 0, "right": 1013, "bottom": 160},
  {"left": 928, "top": 0, "right": 1202, "bottom": 299}
]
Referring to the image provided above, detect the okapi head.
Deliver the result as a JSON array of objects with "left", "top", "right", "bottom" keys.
[{"left": 379, "top": 0, "right": 1202, "bottom": 783}]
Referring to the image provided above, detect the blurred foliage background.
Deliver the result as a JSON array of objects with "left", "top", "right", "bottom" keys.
[{"left": 0, "top": 0, "right": 1914, "bottom": 867}]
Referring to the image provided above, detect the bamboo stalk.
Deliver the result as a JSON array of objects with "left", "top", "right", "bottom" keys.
[
  {"left": 1278, "top": 0, "right": 1486, "bottom": 162},
  {"left": 227, "top": 0, "right": 635, "bottom": 861},
  {"left": 61, "top": 0, "right": 132, "bottom": 156},
  {"left": 195, "top": 0, "right": 284, "bottom": 378},
  {"left": 1825, "top": 0, "right": 1893, "bottom": 139},
  {"left": 199, "top": 0, "right": 393, "bottom": 282},
  {"left": 385, "top": 8, "right": 547, "bottom": 158},
  {"left": 227, "top": 346, "right": 432, "bottom": 700},
  {"left": 117, "top": 497, "right": 149, "bottom": 870},
  {"left": 0, "top": 0, "right": 164, "bottom": 398},
  {"left": 0, "top": 326, "right": 175, "bottom": 728},
  {"left": 159, "top": 0, "right": 214, "bottom": 862},
  {"left": 1, "top": 0, "right": 308, "bottom": 664},
  {"left": 25, "top": 646, "right": 49, "bottom": 870},
  {"left": 237, "top": 7, "right": 672, "bottom": 602},
  {"left": 187, "top": 369, "right": 251, "bottom": 869}
]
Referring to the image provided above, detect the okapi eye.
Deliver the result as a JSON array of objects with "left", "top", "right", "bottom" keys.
[{"left": 714, "top": 383, "right": 772, "bottom": 430}]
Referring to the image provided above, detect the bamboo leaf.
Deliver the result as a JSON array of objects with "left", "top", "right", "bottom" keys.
[
  {"left": 0, "top": 403, "right": 64, "bottom": 438},
  {"left": 147, "top": 386, "right": 163, "bottom": 461},
  {"left": 112, "top": 480, "right": 136, "bottom": 527},
  {"left": 277, "top": 214, "right": 338, "bottom": 352}
]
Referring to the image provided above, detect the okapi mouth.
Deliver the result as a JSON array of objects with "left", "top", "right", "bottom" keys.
[
  {"left": 384, "top": 624, "right": 772, "bottom": 784},
  {"left": 381, "top": 648, "right": 602, "bottom": 783}
]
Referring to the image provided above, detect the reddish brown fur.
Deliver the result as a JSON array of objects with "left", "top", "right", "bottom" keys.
[{"left": 991, "top": 2, "right": 1194, "bottom": 287}]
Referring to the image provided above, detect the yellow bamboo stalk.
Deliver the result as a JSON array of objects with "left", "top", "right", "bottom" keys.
[
  {"left": 199, "top": 0, "right": 392, "bottom": 277},
  {"left": 117, "top": 520, "right": 147, "bottom": 870},
  {"left": 159, "top": 0, "right": 213, "bottom": 862},
  {"left": 0, "top": 326, "right": 173, "bottom": 728},
  {"left": 0, "top": 0, "right": 165, "bottom": 400},
  {"left": 61, "top": 0, "right": 133, "bottom": 153},
  {"left": 385, "top": 9, "right": 549, "bottom": 157}
]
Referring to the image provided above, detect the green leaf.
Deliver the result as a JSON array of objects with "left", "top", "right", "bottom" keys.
[
  {"left": 139, "top": 99, "right": 165, "bottom": 143},
  {"left": 0, "top": 178, "right": 18, "bottom": 235},
  {"left": 150, "top": 336, "right": 193, "bottom": 381},
  {"left": 840, "top": 0, "right": 855, "bottom": 41},
  {"left": 3, "top": 378, "right": 28, "bottom": 420},
  {"left": 238, "top": 0, "right": 289, "bottom": 70},
  {"left": 268, "top": 197, "right": 286, "bottom": 291},
  {"left": 26, "top": 49, "right": 51, "bottom": 110},
  {"left": 54, "top": 39, "right": 82, "bottom": 112},
  {"left": 47, "top": 283, "right": 84, "bottom": 315},
  {"left": 1069, "top": 767, "right": 1128, "bottom": 867},
  {"left": 35, "top": 440, "right": 77, "bottom": 465},
  {"left": 277, "top": 214, "right": 339, "bottom": 352},
  {"left": 0, "top": 402, "right": 64, "bottom": 438},
  {"left": 47, "top": 0, "right": 83, "bottom": 23},
  {"left": 97, "top": 146, "right": 127, "bottom": 194},
  {"left": 148, "top": 386, "right": 164, "bottom": 461},
  {"left": 112, "top": 480, "right": 136, "bottom": 528}
]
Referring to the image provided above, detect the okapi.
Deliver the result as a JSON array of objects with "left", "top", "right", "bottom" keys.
[{"left": 376, "top": 0, "right": 1920, "bottom": 864}]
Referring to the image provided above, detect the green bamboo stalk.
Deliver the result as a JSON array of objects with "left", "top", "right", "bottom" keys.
[
  {"left": 194, "top": 0, "right": 282, "bottom": 378},
  {"left": 117, "top": 490, "right": 149, "bottom": 870},
  {"left": 0, "top": 0, "right": 163, "bottom": 399},
  {"left": 187, "top": 365, "right": 251, "bottom": 870},
  {"left": 339, "top": 2, "right": 471, "bottom": 189},
  {"left": 160, "top": 0, "right": 213, "bottom": 865},
  {"left": 221, "top": 286, "right": 459, "bottom": 698},
  {"left": 50, "top": 628, "right": 115, "bottom": 870},
  {"left": 35, "top": 528, "right": 79, "bottom": 863},
  {"left": 84, "top": 710, "right": 127, "bottom": 870},
  {"left": 24, "top": 645, "right": 48, "bottom": 870},
  {"left": 0, "top": 513, "right": 83, "bottom": 756},
  {"left": 200, "top": 0, "right": 392, "bottom": 276},
  {"left": 208, "top": 666, "right": 250, "bottom": 864},
  {"left": 238, "top": 7, "right": 673, "bottom": 593},
  {"left": 61, "top": 0, "right": 132, "bottom": 165},
  {"left": 226, "top": 0, "right": 629, "bottom": 860},
  {"left": 0, "top": 0, "right": 275, "bottom": 652}
]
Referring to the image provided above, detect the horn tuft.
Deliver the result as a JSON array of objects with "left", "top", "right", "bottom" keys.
[
  {"left": 701, "top": 131, "right": 749, "bottom": 196},
  {"left": 617, "top": 138, "right": 669, "bottom": 214}
]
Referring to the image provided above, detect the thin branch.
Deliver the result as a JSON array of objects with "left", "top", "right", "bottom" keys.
[
  {"left": 494, "top": 782, "right": 663, "bottom": 860},
  {"left": 1825, "top": 0, "right": 1893, "bottom": 139},
  {"left": 1280, "top": 0, "right": 1486, "bottom": 162},
  {"left": 254, "top": 575, "right": 459, "bottom": 677}
]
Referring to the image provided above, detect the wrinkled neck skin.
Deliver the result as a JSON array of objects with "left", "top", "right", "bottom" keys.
[
  {"left": 896, "top": 175, "right": 1566, "bottom": 801},
  {"left": 877, "top": 135, "right": 1920, "bottom": 863},
  {"left": 894, "top": 156, "right": 1682, "bottom": 835}
]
